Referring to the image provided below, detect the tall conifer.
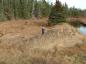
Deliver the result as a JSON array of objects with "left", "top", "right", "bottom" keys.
[{"left": 48, "top": 0, "right": 66, "bottom": 25}]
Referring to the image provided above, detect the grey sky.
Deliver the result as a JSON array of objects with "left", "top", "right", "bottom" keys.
[{"left": 46, "top": 0, "right": 86, "bottom": 9}]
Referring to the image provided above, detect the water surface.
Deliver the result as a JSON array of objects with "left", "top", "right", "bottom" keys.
[{"left": 79, "top": 26, "right": 86, "bottom": 35}]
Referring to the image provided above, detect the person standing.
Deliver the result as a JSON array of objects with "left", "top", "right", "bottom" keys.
[{"left": 41, "top": 25, "right": 45, "bottom": 35}]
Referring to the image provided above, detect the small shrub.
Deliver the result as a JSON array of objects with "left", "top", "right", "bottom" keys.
[{"left": 69, "top": 19, "right": 82, "bottom": 27}]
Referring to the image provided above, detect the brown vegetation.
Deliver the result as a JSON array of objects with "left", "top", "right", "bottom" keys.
[
  {"left": 67, "top": 17, "right": 86, "bottom": 25},
  {"left": 0, "top": 18, "right": 85, "bottom": 64}
]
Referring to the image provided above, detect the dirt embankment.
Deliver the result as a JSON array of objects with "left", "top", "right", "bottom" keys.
[{"left": 0, "top": 19, "right": 85, "bottom": 64}]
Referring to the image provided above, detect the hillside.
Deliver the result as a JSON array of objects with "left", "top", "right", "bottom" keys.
[{"left": 0, "top": 19, "right": 86, "bottom": 64}]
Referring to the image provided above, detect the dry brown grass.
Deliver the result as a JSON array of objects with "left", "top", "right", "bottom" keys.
[
  {"left": 0, "top": 18, "right": 85, "bottom": 64},
  {"left": 67, "top": 17, "right": 86, "bottom": 25},
  {"left": 0, "top": 18, "right": 48, "bottom": 38}
]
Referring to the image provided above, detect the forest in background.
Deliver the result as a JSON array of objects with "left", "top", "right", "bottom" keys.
[{"left": 0, "top": 0, "right": 86, "bottom": 21}]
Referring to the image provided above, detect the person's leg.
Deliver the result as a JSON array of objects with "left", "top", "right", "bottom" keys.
[{"left": 42, "top": 28, "right": 44, "bottom": 35}]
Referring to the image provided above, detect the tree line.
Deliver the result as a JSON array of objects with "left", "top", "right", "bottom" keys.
[
  {"left": 0, "top": 0, "right": 86, "bottom": 21},
  {"left": 48, "top": 0, "right": 86, "bottom": 25},
  {"left": 0, "top": 0, "right": 52, "bottom": 20},
  {"left": 63, "top": 3, "right": 86, "bottom": 17}
]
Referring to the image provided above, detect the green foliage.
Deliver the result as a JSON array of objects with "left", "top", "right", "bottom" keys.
[
  {"left": 40, "top": 0, "right": 51, "bottom": 17},
  {"left": 69, "top": 19, "right": 82, "bottom": 27},
  {"left": 69, "top": 7, "right": 82, "bottom": 17},
  {"left": 63, "top": 3, "right": 69, "bottom": 18},
  {"left": 0, "top": 0, "right": 51, "bottom": 20},
  {"left": 0, "top": 0, "right": 86, "bottom": 21},
  {"left": 63, "top": 3, "right": 86, "bottom": 18},
  {"left": 48, "top": 0, "right": 66, "bottom": 25},
  {"left": 34, "top": 0, "right": 51, "bottom": 18}
]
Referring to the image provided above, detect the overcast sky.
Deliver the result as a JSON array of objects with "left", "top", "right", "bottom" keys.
[{"left": 46, "top": 0, "right": 86, "bottom": 9}]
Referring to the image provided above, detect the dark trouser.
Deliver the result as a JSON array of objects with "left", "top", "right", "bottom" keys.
[{"left": 42, "top": 29, "right": 44, "bottom": 35}]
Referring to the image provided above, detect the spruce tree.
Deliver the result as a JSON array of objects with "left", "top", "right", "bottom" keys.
[
  {"left": 63, "top": 3, "right": 69, "bottom": 17},
  {"left": 48, "top": 0, "right": 66, "bottom": 25}
]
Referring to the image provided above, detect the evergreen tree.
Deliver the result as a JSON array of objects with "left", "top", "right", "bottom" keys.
[
  {"left": 34, "top": 0, "right": 40, "bottom": 18},
  {"left": 63, "top": 3, "right": 69, "bottom": 17},
  {"left": 48, "top": 0, "right": 66, "bottom": 25},
  {"left": 41, "top": 0, "right": 51, "bottom": 17},
  {"left": 0, "top": 0, "right": 51, "bottom": 20}
]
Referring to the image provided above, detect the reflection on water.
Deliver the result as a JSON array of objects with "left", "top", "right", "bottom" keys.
[{"left": 79, "top": 26, "right": 86, "bottom": 35}]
